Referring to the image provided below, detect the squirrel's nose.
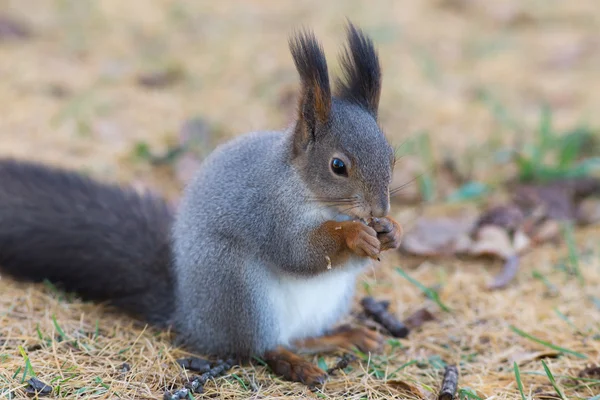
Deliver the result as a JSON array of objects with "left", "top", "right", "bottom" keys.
[{"left": 370, "top": 197, "right": 390, "bottom": 218}]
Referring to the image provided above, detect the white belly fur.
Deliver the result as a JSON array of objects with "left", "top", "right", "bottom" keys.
[{"left": 267, "top": 258, "right": 368, "bottom": 346}]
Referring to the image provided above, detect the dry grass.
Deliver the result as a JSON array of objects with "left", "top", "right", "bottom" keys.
[{"left": 1, "top": 1, "right": 600, "bottom": 399}]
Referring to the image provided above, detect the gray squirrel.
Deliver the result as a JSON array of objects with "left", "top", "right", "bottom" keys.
[{"left": 0, "top": 22, "right": 401, "bottom": 385}]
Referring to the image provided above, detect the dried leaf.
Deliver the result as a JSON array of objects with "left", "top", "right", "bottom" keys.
[
  {"left": 473, "top": 205, "right": 524, "bottom": 234},
  {"left": 386, "top": 379, "right": 428, "bottom": 398},
  {"left": 400, "top": 215, "right": 477, "bottom": 257},
  {"left": 530, "top": 219, "right": 561, "bottom": 244},
  {"left": 509, "top": 350, "right": 560, "bottom": 366},
  {"left": 469, "top": 225, "right": 514, "bottom": 259},
  {"left": 403, "top": 308, "right": 436, "bottom": 329},
  {"left": 513, "top": 230, "right": 531, "bottom": 253},
  {"left": 513, "top": 184, "right": 575, "bottom": 221}
]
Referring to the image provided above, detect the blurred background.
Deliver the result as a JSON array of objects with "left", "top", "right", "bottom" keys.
[{"left": 1, "top": 0, "right": 599, "bottom": 201}]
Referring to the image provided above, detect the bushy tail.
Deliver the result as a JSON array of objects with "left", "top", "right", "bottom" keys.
[{"left": 0, "top": 159, "right": 174, "bottom": 325}]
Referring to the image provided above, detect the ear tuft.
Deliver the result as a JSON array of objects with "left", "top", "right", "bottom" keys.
[
  {"left": 289, "top": 28, "right": 331, "bottom": 124},
  {"left": 289, "top": 28, "right": 332, "bottom": 153},
  {"left": 335, "top": 21, "right": 382, "bottom": 118}
]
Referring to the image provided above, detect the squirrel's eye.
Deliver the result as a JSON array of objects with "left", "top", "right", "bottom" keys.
[{"left": 331, "top": 158, "right": 347, "bottom": 176}]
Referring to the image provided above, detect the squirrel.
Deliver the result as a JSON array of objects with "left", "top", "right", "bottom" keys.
[{"left": 0, "top": 22, "right": 402, "bottom": 386}]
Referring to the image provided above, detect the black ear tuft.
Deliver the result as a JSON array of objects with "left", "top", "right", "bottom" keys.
[
  {"left": 289, "top": 28, "right": 332, "bottom": 148},
  {"left": 335, "top": 21, "right": 382, "bottom": 118}
]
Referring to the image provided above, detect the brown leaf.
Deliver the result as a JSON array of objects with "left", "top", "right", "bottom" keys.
[
  {"left": 400, "top": 215, "right": 477, "bottom": 257},
  {"left": 403, "top": 308, "right": 436, "bottom": 329},
  {"left": 468, "top": 225, "right": 515, "bottom": 259},
  {"left": 386, "top": 379, "right": 428, "bottom": 398},
  {"left": 513, "top": 230, "right": 531, "bottom": 253},
  {"left": 473, "top": 205, "right": 524, "bottom": 234},
  {"left": 530, "top": 219, "right": 561, "bottom": 244},
  {"left": 509, "top": 350, "right": 560, "bottom": 366},
  {"left": 513, "top": 183, "right": 576, "bottom": 221}
]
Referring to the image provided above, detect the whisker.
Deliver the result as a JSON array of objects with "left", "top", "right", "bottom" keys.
[
  {"left": 338, "top": 204, "right": 361, "bottom": 215},
  {"left": 390, "top": 173, "right": 423, "bottom": 196},
  {"left": 307, "top": 196, "right": 360, "bottom": 204},
  {"left": 309, "top": 199, "right": 358, "bottom": 204}
]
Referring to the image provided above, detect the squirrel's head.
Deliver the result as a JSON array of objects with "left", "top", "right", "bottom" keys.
[{"left": 289, "top": 22, "right": 394, "bottom": 220}]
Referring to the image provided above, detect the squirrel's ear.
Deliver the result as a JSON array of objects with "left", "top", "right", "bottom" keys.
[
  {"left": 335, "top": 21, "right": 381, "bottom": 118},
  {"left": 289, "top": 29, "right": 332, "bottom": 152}
]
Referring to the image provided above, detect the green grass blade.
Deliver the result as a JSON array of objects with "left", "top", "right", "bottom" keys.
[
  {"left": 514, "top": 362, "right": 526, "bottom": 400},
  {"left": 52, "top": 315, "right": 67, "bottom": 341},
  {"left": 388, "top": 359, "right": 418, "bottom": 377},
  {"left": 541, "top": 360, "right": 565, "bottom": 400},
  {"left": 446, "top": 181, "right": 489, "bottom": 203},
  {"left": 510, "top": 326, "right": 587, "bottom": 359},
  {"left": 532, "top": 270, "right": 558, "bottom": 294},
  {"left": 553, "top": 308, "right": 578, "bottom": 332},
  {"left": 17, "top": 346, "right": 35, "bottom": 383},
  {"left": 536, "top": 104, "right": 553, "bottom": 159},
  {"left": 458, "top": 387, "right": 484, "bottom": 400},
  {"left": 395, "top": 268, "right": 451, "bottom": 312},
  {"left": 560, "top": 222, "right": 584, "bottom": 285}
]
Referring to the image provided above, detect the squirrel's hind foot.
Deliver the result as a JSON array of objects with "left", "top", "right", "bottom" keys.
[
  {"left": 263, "top": 347, "right": 327, "bottom": 386},
  {"left": 294, "top": 325, "right": 383, "bottom": 354}
]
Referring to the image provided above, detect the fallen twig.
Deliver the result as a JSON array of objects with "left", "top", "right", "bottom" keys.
[
  {"left": 360, "top": 297, "right": 409, "bottom": 338},
  {"left": 176, "top": 356, "right": 211, "bottom": 373},
  {"left": 326, "top": 353, "right": 357, "bottom": 375},
  {"left": 164, "top": 358, "right": 235, "bottom": 399},
  {"left": 25, "top": 377, "right": 52, "bottom": 397},
  {"left": 438, "top": 364, "right": 459, "bottom": 400}
]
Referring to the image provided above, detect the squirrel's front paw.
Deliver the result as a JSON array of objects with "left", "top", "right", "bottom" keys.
[
  {"left": 369, "top": 217, "right": 402, "bottom": 251},
  {"left": 343, "top": 222, "right": 380, "bottom": 259}
]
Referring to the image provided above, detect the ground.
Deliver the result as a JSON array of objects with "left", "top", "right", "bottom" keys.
[{"left": 1, "top": 1, "right": 599, "bottom": 399}]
